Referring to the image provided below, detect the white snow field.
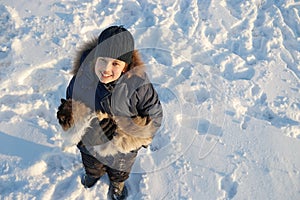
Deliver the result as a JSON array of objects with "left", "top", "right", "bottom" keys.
[{"left": 0, "top": 0, "right": 299, "bottom": 199}]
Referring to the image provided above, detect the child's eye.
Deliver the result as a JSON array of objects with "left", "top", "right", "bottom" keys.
[{"left": 112, "top": 62, "right": 120, "bottom": 67}]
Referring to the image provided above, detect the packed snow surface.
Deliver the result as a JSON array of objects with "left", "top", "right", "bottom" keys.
[{"left": 0, "top": 0, "right": 299, "bottom": 199}]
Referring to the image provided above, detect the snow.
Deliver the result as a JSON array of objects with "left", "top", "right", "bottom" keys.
[{"left": 0, "top": 0, "right": 299, "bottom": 199}]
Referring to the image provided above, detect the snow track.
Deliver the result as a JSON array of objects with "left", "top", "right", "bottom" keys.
[{"left": 0, "top": 0, "right": 299, "bottom": 199}]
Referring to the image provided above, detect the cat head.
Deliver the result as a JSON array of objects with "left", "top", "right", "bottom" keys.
[{"left": 57, "top": 98, "right": 74, "bottom": 131}]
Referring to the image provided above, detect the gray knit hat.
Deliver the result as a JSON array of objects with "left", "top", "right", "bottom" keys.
[{"left": 94, "top": 26, "right": 134, "bottom": 64}]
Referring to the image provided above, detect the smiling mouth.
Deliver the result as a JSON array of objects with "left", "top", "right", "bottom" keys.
[{"left": 101, "top": 72, "right": 112, "bottom": 78}]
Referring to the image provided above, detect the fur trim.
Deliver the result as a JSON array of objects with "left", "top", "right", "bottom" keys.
[
  {"left": 124, "top": 50, "right": 146, "bottom": 79},
  {"left": 71, "top": 37, "right": 146, "bottom": 77},
  {"left": 71, "top": 37, "right": 98, "bottom": 75}
]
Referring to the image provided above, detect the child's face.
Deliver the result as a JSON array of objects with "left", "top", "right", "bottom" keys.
[{"left": 95, "top": 57, "right": 126, "bottom": 84}]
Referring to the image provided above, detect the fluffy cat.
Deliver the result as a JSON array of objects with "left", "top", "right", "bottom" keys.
[{"left": 57, "top": 98, "right": 153, "bottom": 156}]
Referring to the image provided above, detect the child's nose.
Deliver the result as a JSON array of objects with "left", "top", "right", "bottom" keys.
[{"left": 103, "top": 62, "right": 112, "bottom": 71}]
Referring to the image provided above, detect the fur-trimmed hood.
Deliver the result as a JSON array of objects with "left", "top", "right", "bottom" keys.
[{"left": 71, "top": 37, "right": 145, "bottom": 77}]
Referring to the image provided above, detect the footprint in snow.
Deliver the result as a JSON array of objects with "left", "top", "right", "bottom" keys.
[{"left": 220, "top": 175, "right": 238, "bottom": 199}]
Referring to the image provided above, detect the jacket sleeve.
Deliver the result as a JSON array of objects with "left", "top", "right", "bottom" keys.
[
  {"left": 110, "top": 82, "right": 162, "bottom": 151},
  {"left": 135, "top": 83, "right": 163, "bottom": 136},
  {"left": 66, "top": 76, "right": 76, "bottom": 99}
]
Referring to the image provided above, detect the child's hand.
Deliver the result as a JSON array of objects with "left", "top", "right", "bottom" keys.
[{"left": 99, "top": 118, "right": 117, "bottom": 140}]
